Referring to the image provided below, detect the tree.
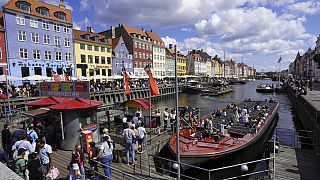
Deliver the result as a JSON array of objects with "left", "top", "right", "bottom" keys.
[{"left": 314, "top": 53, "right": 320, "bottom": 68}]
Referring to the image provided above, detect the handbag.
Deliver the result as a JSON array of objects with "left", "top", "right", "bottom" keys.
[{"left": 46, "top": 166, "right": 60, "bottom": 180}]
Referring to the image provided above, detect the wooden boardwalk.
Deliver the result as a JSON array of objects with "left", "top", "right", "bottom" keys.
[
  {"left": 269, "top": 145, "right": 320, "bottom": 180},
  {"left": 52, "top": 132, "right": 175, "bottom": 180}
]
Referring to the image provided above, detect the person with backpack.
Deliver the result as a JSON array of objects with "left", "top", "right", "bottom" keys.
[
  {"left": 14, "top": 148, "right": 28, "bottom": 179},
  {"left": 35, "top": 121, "right": 46, "bottom": 142},
  {"left": 71, "top": 144, "right": 85, "bottom": 179},
  {"left": 12, "top": 133, "right": 33, "bottom": 160},
  {"left": 137, "top": 122, "right": 147, "bottom": 153},
  {"left": 98, "top": 136, "right": 113, "bottom": 180},
  {"left": 27, "top": 152, "right": 44, "bottom": 180},
  {"left": 27, "top": 124, "right": 38, "bottom": 151},
  {"left": 37, "top": 139, "right": 52, "bottom": 175},
  {"left": 88, "top": 142, "right": 99, "bottom": 172}
]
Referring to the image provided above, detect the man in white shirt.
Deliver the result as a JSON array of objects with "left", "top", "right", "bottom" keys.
[
  {"left": 163, "top": 108, "right": 169, "bottom": 131},
  {"left": 122, "top": 124, "right": 135, "bottom": 165},
  {"left": 137, "top": 122, "right": 147, "bottom": 153}
]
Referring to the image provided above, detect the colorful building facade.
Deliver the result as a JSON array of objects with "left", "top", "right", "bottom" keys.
[
  {"left": 165, "top": 47, "right": 175, "bottom": 77},
  {"left": 146, "top": 30, "right": 165, "bottom": 78},
  {"left": 73, "top": 28, "right": 112, "bottom": 78},
  {"left": 3, "top": 0, "right": 74, "bottom": 83},
  {"left": 0, "top": 12, "right": 7, "bottom": 75},
  {"left": 112, "top": 36, "right": 133, "bottom": 76}
]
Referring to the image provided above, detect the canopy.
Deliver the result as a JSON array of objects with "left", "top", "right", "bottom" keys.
[
  {"left": 92, "top": 75, "right": 108, "bottom": 80},
  {"left": 23, "top": 108, "right": 50, "bottom": 117},
  {"left": 0, "top": 94, "right": 8, "bottom": 99},
  {"left": 50, "top": 98, "right": 103, "bottom": 110},
  {"left": 24, "top": 75, "right": 51, "bottom": 81},
  {"left": 26, "top": 96, "right": 70, "bottom": 107},
  {"left": 0, "top": 75, "right": 24, "bottom": 81},
  {"left": 121, "top": 98, "right": 154, "bottom": 110}
]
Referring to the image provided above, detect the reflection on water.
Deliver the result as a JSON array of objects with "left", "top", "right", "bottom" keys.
[{"left": 152, "top": 80, "right": 297, "bottom": 179}]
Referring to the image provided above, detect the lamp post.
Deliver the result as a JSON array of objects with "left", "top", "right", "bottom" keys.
[{"left": 174, "top": 45, "right": 180, "bottom": 180}]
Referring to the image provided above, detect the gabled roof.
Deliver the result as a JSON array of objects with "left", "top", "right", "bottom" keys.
[
  {"left": 122, "top": 24, "right": 148, "bottom": 37},
  {"left": 73, "top": 29, "right": 111, "bottom": 46},
  {"left": 145, "top": 30, "right": 164, "bottom": 47},
  {"left": 196, "top": 50, "right": 211, "bottom": 60},
  {"left": 295, "top": 51, "right": 301, "bottom": 59},
  {"left": 112, "top": 36, "right": 121, "bottom": 51},
  {"left": 3, "top": 0, "right": 72, "bottom": 24}
]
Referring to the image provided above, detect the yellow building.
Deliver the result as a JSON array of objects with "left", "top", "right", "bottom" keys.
[
  {"left": 177, "top": 52, "right": 187, "bottom": 76},
  {"left": 74, "top": 28, "right": 112, "bottom": 79}
]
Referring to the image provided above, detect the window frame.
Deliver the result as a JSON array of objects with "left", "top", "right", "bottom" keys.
[
  {"left": 43, "top": 35, "right": 50, "bottom": 44},
  {"left": 18, "top": 30, "right": 27, "bottom": 41},
  {"left": 42, "top": 20, "right": 50, "bottom": 30},
  {"left": 55, "top": 52, "right": 62, "bottom": 61},
  {"left": 30, "top": 18, "right": 38, "bottom": 28},
  {"left": 19, "top": 48, "right": 28, "bottom": 59},
  {"left": 33, "top": 49, "right": 40, "bottom": 60},
  {"left": 44, "top": 51, "right": 51, "bottom": 60},
  {"left": 31, "top": 32, "right": 40, "bottom": 43}
]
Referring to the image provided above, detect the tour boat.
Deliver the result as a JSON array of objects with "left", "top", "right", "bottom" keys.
[
  {"left": 154, "top": 100, "right": 279, "bottom": 176},
  {"left": 201, "top": 86, "right": 234, "bottom": 96},
  {"left": 229, "top": 79, "right": 247, "bottom": 85},
  {"left": 256, "top": 84, "right": 275, "bottom": 93},
  {"left": 274, "top": 84, "right": 287, "bottom": 93},
  {"left": 186, "top": 80, "right": 203, "bottom": 94}
]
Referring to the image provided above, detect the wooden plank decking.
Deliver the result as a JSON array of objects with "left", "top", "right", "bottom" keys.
[
  {"left": 51, "top": 132, "right": 175, "bottom": 180},
  {"left": 269, "top": 145, "right": 320, "bottom": 180}
]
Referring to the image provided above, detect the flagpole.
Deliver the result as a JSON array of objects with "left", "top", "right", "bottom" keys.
[
  {"left": 122, "top": 61, "right": 126, "bottom": 101},
  {"left": 147, "top": 58, "right": 152, "bottom": 132},
  {"left": 278, "top": 56, "right": 281, "bottom": 85},
  {"left": 174, "top": 45, "right": 180, "bottom": 180}
]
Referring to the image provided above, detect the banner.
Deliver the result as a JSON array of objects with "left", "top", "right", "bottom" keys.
[{"left": 41, "top": 81, "right": 90, "bottom": 99}]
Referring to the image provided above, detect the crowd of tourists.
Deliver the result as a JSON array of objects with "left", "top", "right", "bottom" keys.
[{"left": 0, "top": 83, "right": 39, "bottom": 98}]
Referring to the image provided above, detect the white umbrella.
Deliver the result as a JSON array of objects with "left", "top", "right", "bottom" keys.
[
  {"left": 78, "top": 76, "right": 92, "bottom": 81},
  {"left": 23, "top": 75, "right": 51, "bottom": 81},
  {"left": 71, "top": 77, "right": 78, "bottom": 81},
  {"left": 113, "top": 75, "right": 123, "bottom": 79},
  {"left": 0, "top": 75, "right": 24, "bottom": 81},
  {"left": 92, "top": 75, "right": 108, "bottom": 80}
]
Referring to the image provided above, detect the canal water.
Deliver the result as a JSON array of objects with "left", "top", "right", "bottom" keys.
[{"left": 152, "top": 79, "right": 298, "bottom": 179}]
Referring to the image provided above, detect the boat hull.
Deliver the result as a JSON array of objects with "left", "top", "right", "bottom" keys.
[
  {"left": 256, "top": 88, "right": 274, "bottom": 93},
  {"left": 154, "top": 103, "right": 279, "bottom": 179}
]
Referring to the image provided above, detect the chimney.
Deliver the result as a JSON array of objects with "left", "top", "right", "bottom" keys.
[
  {"left": 201, "top": 49, "right": 203, "bottom": 52},
  {"left": 169, "top": 44, "right": 173, "bottom": 49},
  {"left": 142, "top": 28, "right": 144, "bottom": 31},
  {"left": 151, "top": 29, "right": 153, "bottom": 32},
  {"left": 59, "top": 0, "right": 65, "bottom": 8},
  {"left": 111, "top": 26, "right": 115, "bottom": 39},
  {"left": 87, "top": 26, "right": 94, "bottom": 33}
]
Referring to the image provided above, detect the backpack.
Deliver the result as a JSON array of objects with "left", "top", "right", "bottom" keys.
[{"left": 27, "top": 130, "right": 34, "bottom": 143}]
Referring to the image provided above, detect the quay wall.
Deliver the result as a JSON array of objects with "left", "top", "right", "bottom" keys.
[
  {"left": 0, "top": 84, "right": 187, "bottom": 112},
  {"left": 287, "top": 86, "right": 320, "bottom": 153}
]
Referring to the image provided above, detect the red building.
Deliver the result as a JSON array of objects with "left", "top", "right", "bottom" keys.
[{"left": 0, "top": 12, "right": 7, "bottom": 75}]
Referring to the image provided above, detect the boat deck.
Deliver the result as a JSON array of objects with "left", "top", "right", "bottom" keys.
[{"left": 269, "top": 145, "right": 320, "bottom": 180}]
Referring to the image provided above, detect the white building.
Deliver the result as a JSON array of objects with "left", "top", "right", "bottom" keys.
[{"left": 146, "top": 30, "right": 165, "bottom": 78}]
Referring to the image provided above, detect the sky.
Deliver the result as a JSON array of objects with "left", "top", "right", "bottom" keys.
[{"left": 1, "top": 0, "right": 320, "bottom": 72}]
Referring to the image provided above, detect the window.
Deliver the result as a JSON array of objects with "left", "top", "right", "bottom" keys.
[
  {"left": 31, "top": 33, "right": 39, "bottom": 43},
  {"left": 54, "top": 36, "right": 61, "bottom": 46},
  {"left": 0, "top": 47, "right": 2, "bottom": 59},
  {"left": 18, "top": 30, "right": 26, "bottom": 41},
  {"left": 101, "top": 56, "right": 106, "bottom": 64},
  {"left": 139, "top": 52, "right": 141, "bottom": 58},
  {"left": 80, "top": 44, "right": 85, "bottom": 50},
  {"left": 95, "top": 56, "right": 99, "bottom": 64},
  {"left": 64, "top": 38, "right": 70, "bottom": 47},
  {"left": 134, "top": 42, "right": 137, "bottom": 48},
  {"left": 89, "top": 69, "right": 94, "bottom": 76},
  {"left": 142, "top": 53, "right": 145, "bottom": 59},
  {"left": 128, "top": 54, "right": 132, "bottom": 59},
  {"left": 42, "top": 21, "right": 50, "bottom": 30},
  {"left": 95, "top": 69, "right": 100, "bottom": 75},
  {"left": 43, "top": 35, "right": 50, "bottom": 44},
  {"left": 21, "top": 67, "right": 30, "bottom": 77},
  {"left": 39, "top": 8, "right": 49, "bottom": 17},
  {"left": 55, "top": 52, "right": 62, "bottom": 61},
  {"left": 102, "top": 69, "right": 106, "bottom": 76},
  {"left": 142, "top": 43, "right": 145, "bottom": 49},
  {"left": 56, "top": 12, "right": 66, "bottom": 21},
  {"left": 81, "top": 55, "right": 86, "bottom": 63},
  {"left": 94, "top": 46, "right": 99, "bottom": 51},
  {"left": 87, "top": 45, "right": 92, "bottom": 51},
  {"left": 101, "top": 47, "right": 105, "bottom": 52},
  {"left": 33, "top": 50, "right": 40, "bottom": 60},
  {"left": 63, "top": 25, "right": 70, "bottom": 34},
  {"left": 16, "top": 15, "right": 25, "bottom": 25},
  {"left": 17, "top": 1, "right": 30, "bottom": 12},
  {"left": 30, "top": 18, "right": 39, "bottom": 28},
  {"left": 81, "top": 68, "right": 86, "bottom": 76},
  {"left": 107, "top": 57, "right": 111, "bottom": 64},
  {"left": 134, "top": 52, "right": 137, "bottom": 58},
  {"left": 146, "top": 44, "right": 148, "bottom": 51},
  {"left": 19, "top": 48, "right": 28, "bottom": 59},
  {"left": 53, "top": 23, "right": 60, "bottom": 32},
  {"left": 138, "top": 42, "right": 141, "bottom": 49},
  {"left": 129, "top": 63, "right": 132, "bottom": 68},
  {"left": 88, "top": 55, "right": 93, "bottom": 63},
  {"left": 66, "top": 53, "right": 71, "bottom": 61},
  {"left": 45, "top": 51, "right": 51, "bottom": 60},
  {"left": 108, "top": 69, "right": 112, "bottom": 76},
  {"left": 34, "top": 67, "right": 42, "bottom": 75},
  {"left": 107, "top": 48, "right": 111, "bottom": 53}
]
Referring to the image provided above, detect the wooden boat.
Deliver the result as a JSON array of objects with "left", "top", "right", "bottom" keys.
[
  {"left": 186, "top": 80, "right": 203, "bottom": 94},
  {"left": 154, "top": 101, "right": 279, "bottom": 175},
  {"left": 229, "top": 79, "right": 247, "bottom": 85},
  {"left": 201, "top": 86, "right": 234, "bottom": 96},
  {"left": 256, "top": 84, "right": 275, "bottom": 93}
]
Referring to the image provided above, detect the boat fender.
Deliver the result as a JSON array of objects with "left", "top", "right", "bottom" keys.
[
  {"left": 172, "top": 163, "right": 179, "bottom": 170},
  {"left": 241, "top": 164, "right": 248, "bottom": 172},
  {"left": 275, "top": 145, "right": 279, "bottom": 153}
]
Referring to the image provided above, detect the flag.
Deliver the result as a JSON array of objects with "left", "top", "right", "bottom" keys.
[
  {"left": 144, "top": 64, "right": 160, "bottom": 96},
  {"left": 122, "top": 65, "right": 130, "bottom": 95},
  {"left": 277, "top": 56, "right": 282, "bottom": 63},
  {"left": 53, "top": 72, "right": 61, "bottom": 82},
  {"left": 63, "top": 70, "right": 70, "bottom": 82}
]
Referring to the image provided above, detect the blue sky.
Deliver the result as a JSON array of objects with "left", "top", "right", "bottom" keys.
[{"left": 1, "top": 0, "right": 320, "bottom": 72}]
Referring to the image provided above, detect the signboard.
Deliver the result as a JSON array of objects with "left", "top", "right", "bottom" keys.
[{"left": 40, "top": 81, "right": 90, "bottom": 99}]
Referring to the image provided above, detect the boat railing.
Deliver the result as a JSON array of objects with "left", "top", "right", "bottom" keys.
[{"left": 145, "top": 135, "right": 277, "bottom": 180}]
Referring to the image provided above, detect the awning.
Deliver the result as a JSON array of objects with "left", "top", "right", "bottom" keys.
[
  {"left": 121, "top": 98, "right": 154, "bottom": 110},
  {"left": 50, "top": 98, "right": 103, "bottom": 110},
  {"left": 0, "top": 94, "right": 8, "bottom": 99},
  {"left": 26, "top": 96, "right": 71, "bottom": 107},
  {"left": 23, "top": 108, "right": 50, "bottom": 117}
]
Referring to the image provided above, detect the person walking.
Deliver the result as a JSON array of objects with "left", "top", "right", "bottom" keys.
[
  {"left": 155, "top": 109, "right": 161, "bottom": 134},
  {"left": 170, "top": 109, "right": 176, "bottom": 133},
  {"left": 27, "top": 152, "right": 44, "bottom": 180},
  {"left": 37, "top": 139, "right": 52, "bottom": 175},
  {"left": 163, "top": 108, "right": 169, "bottom": 132},
  {"left": 14, "top": 148, "right": 28, "bottom": 179},
  {"left": 137, "top": 122, "right": 147, "bottom": 153},
  {"left": 12, "top": 133, "right": 33, "bottom": 160},
  {"left": 88, "top": 142, "right": 99, "bottom": 172},
  {"left": 122, "top": 123, "right": 136, "bottom": 165},
  {"left": 71, "top": 145, "right": 85, "bottom": 179},
  {"left": 2, "top": 123, "right": 11, "bottom": 159},
  {"left": 27, "top": 124, "right": 38, "bottom": 151},
  {"left": 98, "top": 136, "right": 113, "bottom": 179}
]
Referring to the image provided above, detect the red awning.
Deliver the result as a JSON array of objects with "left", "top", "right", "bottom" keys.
[
  {"left": 23, "top": 108, "right": 50, "bottom": 117},
  {"left": 121, "top": 98, "right": 154, "bottom": 110},
  {"left": 50, "top": 98, "right": 103, "bottom": 110},
  {"left": 0, "top": 94, "right": 8, "bottom": 99},
  {"left": 26, "top": 96, "right": 70, "bottom": 107}
]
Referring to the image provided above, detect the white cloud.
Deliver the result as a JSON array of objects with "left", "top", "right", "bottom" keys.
[
  {"left": 181, "top": 27, "right": 192, "bottom": 32},
  {"left": 287, "top": 1, "right": 320, "bottom": 15},
  {"left": 80, "top": 0, "right": 89, "bottom": 11}
]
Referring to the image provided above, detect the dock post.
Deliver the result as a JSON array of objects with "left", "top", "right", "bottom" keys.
[{"left": 273, "top": 134, "right": 276, "bottom": 179}]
